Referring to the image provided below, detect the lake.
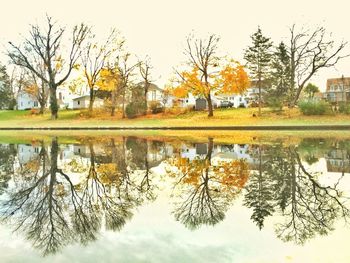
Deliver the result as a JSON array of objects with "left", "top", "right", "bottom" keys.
[{"left": 0, "top": 132, "right": 349, "bottom": 263}]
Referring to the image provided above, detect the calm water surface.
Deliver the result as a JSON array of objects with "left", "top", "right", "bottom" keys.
[{"left": 0, "top": 134, "right": 349, "bottom": 262}]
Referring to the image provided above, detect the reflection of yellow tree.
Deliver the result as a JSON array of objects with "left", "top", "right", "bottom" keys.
[{"left": 167, "top": 138, "right": 249, "bottom": 229}]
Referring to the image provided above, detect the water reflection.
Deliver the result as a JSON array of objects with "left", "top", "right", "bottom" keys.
[
  {"left": 244, "top": 143, "right": 350, "bottom": 244},
  {"left": 166, "top": 138, "right": 249, "bottom": 229},
  {"left": 0, "top": 136, "right": 349, "bottom": 256}
]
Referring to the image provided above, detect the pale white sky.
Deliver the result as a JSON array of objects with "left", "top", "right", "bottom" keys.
[{"left": 1, "top": 0, "right": 350, "bottom": 91}]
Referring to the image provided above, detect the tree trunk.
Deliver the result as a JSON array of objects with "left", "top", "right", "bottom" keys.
[
  {"left": 39, "top": 103, "right": 45, "bottom": 114},
  {"left": 207, "top": 94, "right": 214, "bottom": 117},
  {"left": 258, "top": 77, "right": 262, "bottom": 116},
  {"left": 88, "top": 88, "right": 94, "bottom": 115},
  {"left": 144, "top": 84, "right": 149, "bottom": 115},
  {"left": 291, "top": 85, "right": 303, "bottom": 107},
  {"left": 207, "top": 137, "right": 213, "bottom": 160},
  {"left": 111, "top": 89, "right": 116, "bottom": 116},
  {"left": 289, "top": 50, "right": 296, "bottom": 108},
  {"left": 49, "top": 86, "right": 58, "bottom": 119},
  {"left": 122, "top": 90, "right": 126, "bottom": 119}
]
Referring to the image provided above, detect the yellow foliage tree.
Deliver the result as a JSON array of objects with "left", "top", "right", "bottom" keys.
[
  {"left": 96, "top": 67, "right": 122, "bottom": 116},
  {"left": 172, "top": 61, "right": 249, "bottom": 116},
  {"left": 171, "top": 33, "right": 250, "bottom": 117}
]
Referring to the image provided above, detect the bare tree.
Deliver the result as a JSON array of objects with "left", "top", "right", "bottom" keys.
[
  {"left": 7, "top": 16, "right": 89, "bottom": 119},
  {"left": 288, "top": 25, "right": 348, "bottom": 106},
  {"left": 114, "top": 54, "right": 138, "bottom": 118},
  {"left": 138, "top": 56, "right": 153, "bottom": 111},
  {"left": 81, "top": 28, "right": 124, "bottom": 115},
  {"left": 182, "top": 34, "right": 220, "bottom": 117}
]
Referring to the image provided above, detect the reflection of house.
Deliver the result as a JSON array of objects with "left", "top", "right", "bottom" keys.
[
  {"left": 180, "top": 142, "right": 256, "bottom": 164},
  {"left": 181, "top": 143, "right": 212, "bottom": 160},
  {"left": 326, "top": 149, "right": 350, "bottom": 173},
  {"left": 17, "top": 144, "right": 41, "bottom": 164},
  {"left": 325, "top": 77, "right": 350, "bottom": 103},
  {"left": 147, "top": 141, "right": 174, "bottom": 168}
]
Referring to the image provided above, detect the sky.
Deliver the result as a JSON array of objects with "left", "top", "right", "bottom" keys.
[{"left": 1, "top": 0, "right": 350, "bottom": 91}]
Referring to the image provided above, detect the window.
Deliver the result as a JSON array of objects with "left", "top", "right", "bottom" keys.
[
  {"left": 59, "top": 92, "right": 62, "bottom": 100},
  {"left": 152, "top": 91, "right": 156, "bottom": 101},
  {"left": 78, "top": 101, "right": 80, "bottom": 105},
  {"left": 34, "top": 101, "right": 38, "bottom": 107}
]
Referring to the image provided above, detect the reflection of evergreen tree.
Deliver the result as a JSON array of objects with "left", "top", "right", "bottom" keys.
[
  {"left": 126, "top": 137, "right": 148, "bottom": 169},
  {"left": 297, "top": 138, "right": 329, "bottom": 165},
  {"left": 244, "top": 145, "right": 275, "bottom": 229},
  {"left": 244, "top": 142, "right": 350, "bottom": 244},
  {"left": 0, "top": 144, "right": 16, "bottom": 194}
]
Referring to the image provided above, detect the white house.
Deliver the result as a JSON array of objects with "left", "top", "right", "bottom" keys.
[
  {"left": 16, "top": 85, "right": 91, "bottom": 110},
  {"left": 17, "top": 91, "right": 39, "bottom": 110},
  {"left": 176, "top": 93, "right": 196, "bottom": 108},
  {"left": 56, "top": 86, "right": 78, "bottom": 109},
  {"left": 144, "top": 83, "right": 174, "bottom": 108},
  {"left": 175, "top": 80, "right": 268, "bottom": 110},
  {"left": 72, "top": 95, "right": 104, "bottom": 110}
]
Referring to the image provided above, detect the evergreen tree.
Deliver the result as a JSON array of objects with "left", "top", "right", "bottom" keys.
[
  {"left": 0, "top": 64, "right": 16, "bottom": 109},
  {"left": 267, "top": 42, "right": 292, "bottom": 109},
  {"left": 244, "top": 27, "right": 273, "bottom": 115}
]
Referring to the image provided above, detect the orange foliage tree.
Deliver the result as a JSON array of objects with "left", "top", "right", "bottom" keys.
[{"left": 171, "top": 34, "right": 250, "bottom": 117}]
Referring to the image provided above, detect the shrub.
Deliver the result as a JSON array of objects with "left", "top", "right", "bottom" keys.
[
  {"left": 30, "top": 108, "right": 40, "bottom": 115},
  {"left": 125, "top": 103, "right": 137, "bottom": 118},
  {"left": 298, "top": 100, "right": 331, "bottom": 115},
  {"left": 267, "top": 97, "right": 283, "bottom": 113},
  {"left": 125, "top": 101, "right": 147, "bottom": 118},
  {"left": 339, "top": 102, "right": 350, "bottom": 114},
  {"left": 149, "top": 101, "right": 164, "bottom": 114}
]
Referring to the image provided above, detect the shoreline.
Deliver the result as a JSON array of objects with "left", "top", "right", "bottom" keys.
[{"left": 1, "top": 125, "right": 350, "bottom": 130}]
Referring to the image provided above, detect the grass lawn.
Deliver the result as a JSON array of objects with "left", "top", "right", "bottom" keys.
[{"left": 1, "top": 107, "right": 350, "bottom": 128}]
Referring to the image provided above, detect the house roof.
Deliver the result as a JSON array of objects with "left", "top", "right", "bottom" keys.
[
  {"left": 326, "top": 77, "right": 350, "bottom": 91},
  {"left": 73, "top": 95, "right": 91, "bottom": 100},
  {"left": 137, "top": 82, "right": 163, "bottom": 92}
]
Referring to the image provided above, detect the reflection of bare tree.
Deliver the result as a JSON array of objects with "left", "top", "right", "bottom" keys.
[
  {"left": 276, "top": 147, "right": 350, "bottom": 244},
  {"left": 1, "top": 137, "right": 148, "bottom": 255},
  {"left": 169, "top": 138, "right": 249, "bottom": 229},
  {"left": 244, "top": 143, "right": 350, "bottom": 244},
  {"left": 1, "top": 138, "right": 90, "bottom": 255}
]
